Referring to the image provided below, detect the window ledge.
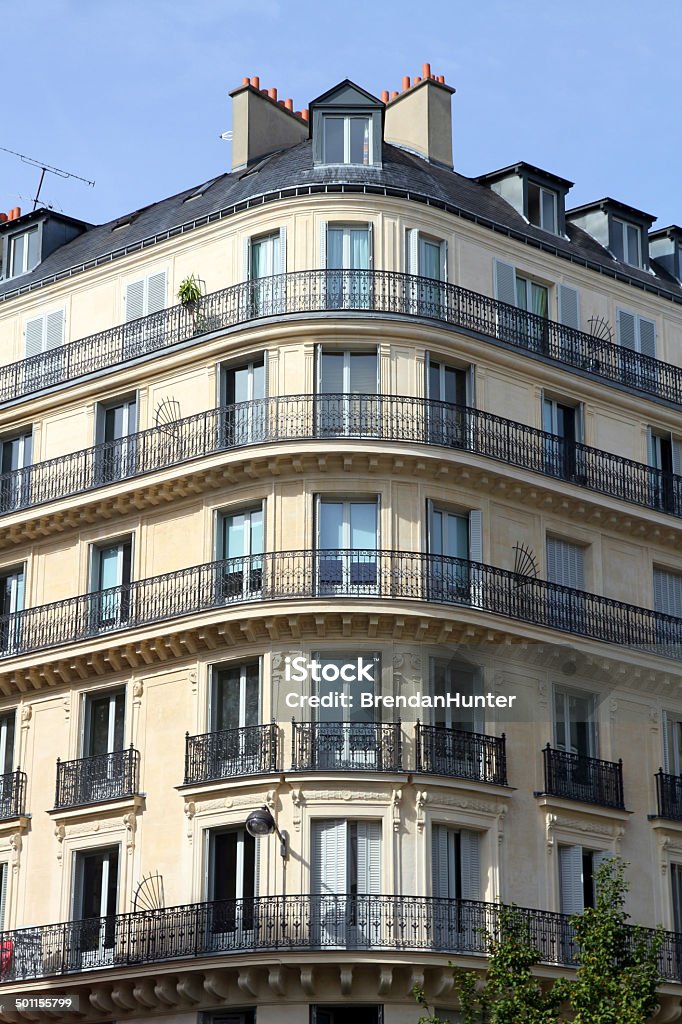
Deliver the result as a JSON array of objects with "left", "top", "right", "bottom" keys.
[{"left": 48, "top": 792, "right": 145, "bottom": 822}]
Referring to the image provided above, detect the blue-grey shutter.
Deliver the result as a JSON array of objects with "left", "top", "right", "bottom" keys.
[
  {"left": 546, "top": 538, "right": 584, "bottom": 589},
  {"left": 125, "top": 279, "right": 145, "bottom": 323},
  {"left": 654, "top": 568, "right": 682, "bottom": 617},
  {"left": 617, "top": 309, "right": 636, "bottom": 350},
  {"left": 460, "top": 830, "right": 481, "bottom": 901},
  {"left": 559, "top": 845, "right": 584, "bottom": 915},
  {"left": 147, "top": 271, "right": 167, "bottom": 315},
  {"left": 638, "top": 316, "right": 656, "bottom": 358},
  {"left": 356, "top": 821, "right": 381, "bottom": 895},
  {"left": 431, "top": 824, "right": 450, "bottom": 899},
  {"left": 558, "top": 284, "right": 580, "bottom": 330},
  {"left": 45, "top": 309, "right": 64, "bottom": 350},
  {"left": 494, "top": 260, "right": 517, "bottom": 306},
  {"left": 25, "top": 316, "right": 44, "bottom": 357}
]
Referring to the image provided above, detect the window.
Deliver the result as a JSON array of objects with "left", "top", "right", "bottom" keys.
[
  {"left": 217, "top": 505, "right": 264, "bottom": 600},
  {"left": 73, "top": 846, "right": 119, "bottom": 964},
  {"left": 0, "top": 566, "right": 24, "bottom": 654},
  {"left": 527, "top": 182, "right": 558, "bottom": 233},
  {"left": 0, "top": 712, "right": 15, "bottom": 777},
  {"left": 72, "top": 690, "right": 127, "bottom": 805},
  {"left": 310, "top": 819, "right": 381, "bottom": 944},
  {"left": 90, "top": 538, "right": 132, "bottom": 629},
  {"left": 311, "top": 1007, "right": 383, "bottom": 1024},
  {"left": 24, "top": 309, "right": 64, "bottom": 359},
  {"left": 431, "top": 824, "right": 481, "bottom": 950},
  {"left": 0, "top": 862, "right": 6, "bottom": 931},
  {"left": 245, "top": 230, "right": 286, "bottom": 315},
  {"left": 494, "top": 260, "right": 549, "bottom": 354},
  {"left": 611, "top": 218, "right": 642, "bottom": 267},
  {"left": 542, "top": 395, "right": 584, "bottom": 482},
  {"left": 95, "top": 395, "right": 137, "bottom": 484},
  {"left": 672, "top": 863, "right": 682, "bottom": 934},
  {"left": 617, "top": 309, "right": 657, "bottom": 391},
  {"left": 407, "top": 230, "right": 448, "bottom": 317},
  {"left": 663, "top": 712, "right": 682, "bottom": 776},
  {"left": 84, "top": 690, "right": 125, "bottom": 758},
  {"left": 554, "top": 687, "right": 596, "bottom": 758},
  {"left": 208, "top": 661, "right": 262, "bottom": 776},
  {"left": 426, "top": 359, "right": 473, "bottom": 447},
  {"left": 0, "top": 430, "right": 32, "bottom": 512},
  {"left": 316, "top": 498, "right": 378, "bottom": 594},
  {"left": 647, "top": 428, "right": 681, "bottom": 514},
  {"left": 427, "top": 504, "right": 483, "bottom": 604},
  {"left": 322, "top": 223, "right": 372, "bottom": 308},
  {"left": 124, "top": 271, "right": 166, "bottom": 322},
  {"left": 559, "top": 845, "right": 608, "bottom": 914},
  {"left": 220, "top": 357, "right": 266, "bottom": 445},
  {"left": 654, "top": 567, "right": 682, "bottom": 618},
  {"left": 206, "top": 827, "right": 255, "bottom": 933},
  {"left": 9, "top": 228, "right": 39, "bottom": 278},
  {"left": 311, "top": 652, "right": 379, "bottom": 769},
  {"left": 546, "top": 536, "right": 586, "bottom": 631},
  {"left": 316, "top": 348, "right": 378, "bottom": 436},
  {"left": 322, "top": 115, "right": 371, "bottom": 165}
]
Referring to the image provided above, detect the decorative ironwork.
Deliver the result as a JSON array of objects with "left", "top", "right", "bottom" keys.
[
  {"left": 1, "top": 394, "right": 681, "bottom": 522},
  {"left": 655, "top": 769, "right": 682, "bottom": 821},
  {"left": 513, "top": 544, "right": 539, "bottom": 578},
  {"left": 0, "top": 769, "right": 27, "bottom": 820},
  {"left": 0, "top": 893, "right": 679, "bottom": 983},
  {"left": 184, "top": 723, "right": 279, "bottom": 784},
  {"left": 132, "top": 873, "right": 165, "bottom": 913},
  {"left": 54, "top": 746, "right": 140, "bottom": 809},
  {"left": 0, "top": 270, "right": 680, "bottom": 409},
  {"left": 291, "top": 721, "right": 402, "bottom": 772},
  {"left": 542, "top": 745, "right": 625, "bottom": 809},
  {"left": 414, "top": 723, "right": 507, "bottom": 785}
]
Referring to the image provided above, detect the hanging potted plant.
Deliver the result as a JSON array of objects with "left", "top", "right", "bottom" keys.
[{"left": 177, "top": 274, "right": 205, "bottom": 335}]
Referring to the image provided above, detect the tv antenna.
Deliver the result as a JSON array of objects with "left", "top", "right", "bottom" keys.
[{"left": 0, "top": 145, "right": 95, "bottom": 210}]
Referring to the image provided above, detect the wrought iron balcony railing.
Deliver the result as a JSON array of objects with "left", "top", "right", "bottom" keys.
[
  {"left": 541, "top": 745, "right": 625, "bottom": 809},
  {"left": 2, "top": 395, "right": 682, "bottom": 522},
  {"left": 414, "top": 722, "right": 507, "bottom": 785},
  {"left": 0, "top": 893, "right": 679, "bottom": 984},
  {"left": 54, "top": 746, "right": 140, "bottom": 809},
  {"left": 291, "top": 721, "right": 402, "bottom": 772},
  {"left": 655, "top": 769, "right": 682, "bottom": 821},
  {"left": 3, "top": 549, "right": 682, "bottom": 664},
  {"left": 2, "top": 270, "right": 682, "bottom": 409},
  {"left": 0, "top": 769, "right": 27, "bottom": 820},
  {"left": 184, "top": 723, "right": 279, "bottom": 784}
]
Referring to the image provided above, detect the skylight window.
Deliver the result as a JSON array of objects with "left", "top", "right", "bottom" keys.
[{"left": 322, "top": 115, "right": 372, "bottom": 165}]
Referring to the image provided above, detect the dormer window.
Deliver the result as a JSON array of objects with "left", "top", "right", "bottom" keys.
[
  {"left": 9, "top": 227, "right": 39, "bottom": 278},
  {"left": 527, "top": 182, "right": 557, "bottom": 234},
  {"left": 612, "top": 218, "right": 642, "bottom": 268},
  {"left": 323, "top": 114, "right": 371, "bottom": 165}
]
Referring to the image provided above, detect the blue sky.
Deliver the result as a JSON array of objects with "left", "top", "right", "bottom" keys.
[{"left": 2, "top": 0, "right": 680, "bottom": 228}]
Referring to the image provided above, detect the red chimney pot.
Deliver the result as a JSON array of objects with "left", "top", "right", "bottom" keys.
[
  {"left": 301, "top": 109, "right": 309, "bottom": 122},
  {"left": 402, "top": 75, "right": 410, "bottom": 91},
  {"left": 413, "top": 76, "right": 421, "bottom": 85},
  {"left": 422, "top": 63, "right": 431, "bottom": 79},
  {"left": 242, "top": 77, "right": 250, "bottom": 85},
  {"left": 390, "top": 90, "right": 399, "bottom": 100},
  {"left": 285, "top": 98, "right": 293, "bottom": 110},
  {"left": 252, "top": 76, "right": 260, "bottom": 89},
  {"left": 436, "top": 74, "right": 445, "bottom": 83},
  {"left": 381, "top": 90, "right": 389, "bottom": 103},
  {"left": 268, "top": 87, "right": 278, "bottom": 101}
]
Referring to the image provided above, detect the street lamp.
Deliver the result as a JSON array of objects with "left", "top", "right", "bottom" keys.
[{"left": 245, "top": 805, "right": 289, "bottom": 859}]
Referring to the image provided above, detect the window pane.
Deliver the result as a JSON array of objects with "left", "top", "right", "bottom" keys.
[
  {"left": 10, "top": 234, "right": 25, "bottom": 277},
  {"left": 320, "top": 503, "right": 344, "bottom": 548},
  {"left": 420, "top": 239, "right": 441, "bottom": 281},
  {"left": 327, "top": 228, "right": 344, "bottom": 269},
  {"left": 350, "top": 502, "right": 377, "bottom": 549},
  {"left": 541, "top": 189, "right": 557, "bottom": 233},
  {"left": 349, "top": 118, "right": 370, "bottom": 164},
  {"left": 527, "top": 182, "right": 540, "bottom": 227},
  {"left": 516, "top": 276, "right": 528, "bottom": 310},
  {"left": 626, "top": 224, "right": 640, "bottom": 266},
  {"left": 324, "top": 118, "right": 345, "bottom": 163},
  {"left": 350, "top": 229, "right": 369, "bottom": 269},
  {"left": 26, "top": 228, "right": 39, "bottom": 270},
  {"left": 611, "top": 221, "right": 625, "bottom": 261}
]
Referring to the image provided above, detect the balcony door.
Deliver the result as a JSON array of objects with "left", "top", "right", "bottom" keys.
[
  {"left": 546, "top": 536, "right": 585, "bottom": 631},
  {"left": 559, "top": 845, "right": 608, "bottom": 914},
  {"left": 428, "top": 504, "right": 482, "bottom": 604},
  {"left": 96, "top": 396, "right": 137, "bottom": 484},
  {"left": 316, "top": 348, "right": 378, "bottom": 437},
  {"left": 648, "top": 429, "right": 681, "bottom": 514},
  {"left": 316, "top": 498, "right": 378, "bottom": 595},
  {"left": 325, "top": 223, "right": 371, "bottom": 308},
  {"left": 311, "top": 819, "right": 381, "bottom": 947},
  {"left": 554, "top": 688, "right": 596, "bottom": 759},
  {"left": 0, "top": 567, "right": 24, "bottom": 654},
  {"left": 0, "top": 712, "right": 15, "bottom": 820},
  {"left": 221, "top": 358, "right": 266, "bottom": 446},
  {"left": 248, "top": 230, "right": 285, "bottom": 315},
  {"left": 431, "top": 825, "right": 480, "bottom": 950},
  {"left": 316, "top": 653, "right": 377, "bottom": 769},
  {"left": 207, "top": 828, "right": 255, "bottom": 939},
  {"left": 0, "top": 431, "right": 32, "bottom": 512},
  {"left": 542, "top": 395, "right": 583, "bottom": 482},
  {"left": 91, "top": 538, "right": 132, "bottom": 629},
  {"left": 426, "top": 358, "right": 471, "bottom": 447},
  {"left": 218, "top": 506, "right": 263, "bottom": 601},
  {"left": 407, "top": 230, "right": 447, "bottom": 316},
  {"left": 210, "top": 662, "right": 260, "bottom": 775},
  {"left": 76, "top": 691, "right": 126, "bottom": 804},
  {"left": 73, "top": 846, "right": 119, "bottom": 966}
]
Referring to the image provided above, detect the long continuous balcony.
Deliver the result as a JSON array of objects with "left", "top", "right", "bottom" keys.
[
  {"left": 655, "top": 770, "right": 682, "bottom": 821},
  {"left": 2, "top": 395, "right": 682, "bottom": 522},
  {"left": 183, "top": 723, "right": 279, "bottom": 784},
  {"left": 414, "top": 723, "right": 507, "bottom": 785},
  {"left": 54, "top": 747, "right": 140, "bottom": 809},
  {"left": 1, "top": 270, "right": 682, "bottom": 408},
  {"left": 2, "top": 550, "right": 682, "bottom": 663},
  {"left": 291, "top": 721, "right": 402, "bottom": 772},
  {"left": 0, "top": 769, "right": 27, "bottom": 820},
  {"left": 541, "top": 745, "right": 625, "bottom": 810},
  {"left": 0, "top": 894, "right": 679, "bottom": 984}
]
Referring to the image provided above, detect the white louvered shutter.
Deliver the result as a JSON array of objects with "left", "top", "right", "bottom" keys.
[
  {"left": 45, "top": 309, "right": 64, "bottom": 350},
  {"left": 319, "top": 221, "right": 327, "bottom": 268},
  {"left": 558, "top": 284, "right": 580, "bottom": 330},
  {"left": 617, "top": 309, "right": 636, "bottom": 350},
  {"left": 654, "top": 568, "right": 682, "bottom": 617},
  {"left": 662, "top": 709, "right": 671, "bottom": 773},
  {"left": 368, "top": 222, "right": 374, "bottom": 269},
  {"left": 278, "top": 227, "right": 287, "bottom": 275},
  {"left": 356, "top": 821, "right": 381, "bottom": 895},
  {"left": 494, "top": 259, "right": 517, "bottom": 306},
  {"left": 468, "top": 510, "right": 483, "bottom": 563},
  {"left": 673, "top": 439, "right": 681, "bottom": 476},
  {"left": 25, "top": 316, "right": 44, "bottom": 358},
  {"left": 547, "top": 538, "right": 585, "bottom": 589},
  {"left": 311, "top": 819, "right": 347, "bottom": 895},
  {"left": 639, "top": 316, "right": 656, "bottom": 358},
  {"left": 407, "top": 229, "right": 419, "bottom": 274},
  {"left": 460, "top": 830, "right": 481, "bottom": 901},
  {"left": 146, "top": 271, "right": 166, "bottom": 315},
  {"left": 0, "top": 863, "right": 6, "bottom": 929},
  {"left": 431, "top": 824, "right": 451, "bottom": 899},
  {"left": 559, "top": 845, "right": 584, "bottom": 915},
  {"left": 441, "top": 240, "right": 448, "bottom": 282},
  {"left": 125, "top": 279, "right": 146, "bottom": 323},
  {"left": 592, "top": 850, "right": 611, "bottom": 876},
  {"left": 647, "top": 428, "right": 656, "bottom": 467}
]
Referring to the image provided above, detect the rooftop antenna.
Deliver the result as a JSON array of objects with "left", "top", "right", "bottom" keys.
[{"left": 0, "top": 145, "right": 95, "bottom": 210}]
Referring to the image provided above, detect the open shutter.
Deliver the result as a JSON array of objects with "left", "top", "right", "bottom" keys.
[
  {"left": 311, "top": 820, "right": 347, "bottom": 895},
  {"left": 25, "top": 316, "right": 45, "bottom": 358},
  {"left": 278, "top": 227, "right": 287, "bottom": 275},
  {"left": 558, "top": 284, "right": 580, "bottom": 330},
  {"left": 45, "top": 309, "right": 64, "bottom": 350},
  {"left": 407, "top": 229, "right": 419, "bottom": 274},
  {"left": 0, "top": 863, "right": 6, "bottom": 929},
  {"left": 662, "top": 710, "right": 671, "bottom": 773},
  {"left": 559, "top": 845, "right": 584, "bottom": 915},
  {"left": 146, "top": 271, "right": 166, "bottom": 315},
  {"left": 460, "top": 830, "right": 481, "bottom": 901},
  {"left": 319, "top": 221, "right": 327, "bottom": 269},
  {"left": 243, "top": 236, "right": 251, "bottom": 281},
  {"left": 125, "top": 279, "right": 145, "bottom": 323},
  {"left": 368, "top": 222, "right": 374, "bottom": 270},
  {"left": 617, "top": 309, "right": 636, "bottom": 350},
  {"left": 673, "top": 439, "right": 681, "bottom": 476},
  {"left": 441, "top": 240, "right": 448, "bottom": 282},
  {"left": 465, "top": 365, "right": 475, "bottom": 407},
  {"left": 494, "top": 259, "right": 517, "bottom": 306},
  {"left": 431, "top": 825, "right": 450, "bottom": 899},
  {"left": 356, "top": 821, "right": 381, "bottom": 895},
  {"left": 647, "top": 428, "right": 656, "bottom": 467},
  {"left": 468, "top": 510, "right": 483, "bottom": 563},
  {"left": 639, "top": 316, "right": 656, "bottom": 358},
  {"left": 592, "top": 849, "right": 612, "bottom": 887}
]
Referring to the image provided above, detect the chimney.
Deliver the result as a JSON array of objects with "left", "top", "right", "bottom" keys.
[
  {"left": 384, "top": 68, "right": 456, "bottom": 169},
  {"left": 229, "top": 79, "right": 308, "bottom": 172}
]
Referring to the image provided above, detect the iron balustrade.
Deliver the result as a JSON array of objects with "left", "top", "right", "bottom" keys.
[
  {"left": 3, "top": 550, "right": 682, "bottom": 663},
  {"left": 0, "top": 893, "right": 680, "bottom": 984},
  {"left": 1, "top": 395, "right": 682, "bottom": 522},
  {"left": 54, "top": 746, "right": 140, "bottom": 809},
  {"left": 291, "top": 721, "right": 402, "bottom": 772},
  {"left": 414, "top": 722, "right": 507, "bottom": 785},
  {"left": 0, "top": 769, "right": 26, "bottom": 820},
  {"left": 656, "top": 769, "right": 682, "bottom": 821},
  {"left": 184, "top": 723, "right": 279, "bottom": 784},
  {"left": 1, "top": 270, "right": 682, "bottom": 409},
  {"left": 542, "top": 745, "right": 625, "bottom": 809}
]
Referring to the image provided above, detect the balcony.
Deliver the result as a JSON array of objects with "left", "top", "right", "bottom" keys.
[
  {"left": 0, "top": 893, "right": 678, "bottom": 984},
  {"left": 655, "top": 769, "right": 682, "bottom": 821},
  {"left": 0, "top": 770, "right": 27, "bottom": 820},
  {"left": 541, "top": 745, "right": 625, "bottom": 810},
  {"left": 2, "top": 395, "right": 682, "bottom": 523},
  {"left": 3, "top": 550, "right": 682, "bottom": 665},
  {"left": 291, "top": 721, "right": 402, "bottom": 772},
  {"left": 183, "top": 723, "right": 279, "bottom": 785},
  {"left": 54, "top": 747, "right": 140, "bottom": 809},
  {"left": 414, "top": 722, "right": 507, "bottom": 785},
  {"left": 2, "top": 270, "right": 682, "bottom": 410}
]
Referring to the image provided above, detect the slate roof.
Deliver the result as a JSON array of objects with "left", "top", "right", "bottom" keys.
[{"left": 1, "top": 139, "right": 681, "bottom": 305}]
